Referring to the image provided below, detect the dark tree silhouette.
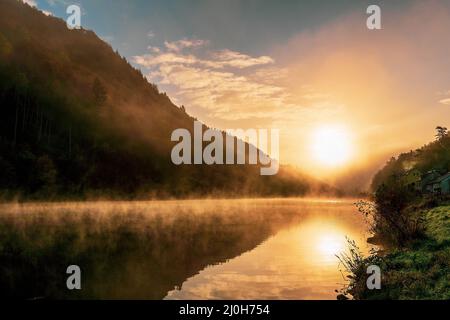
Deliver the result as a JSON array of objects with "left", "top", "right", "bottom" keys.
[
  {"left": 92, "top": 77, "right": 107, "bottom": 106},
  {"left": 435, "top": 126, "right": 448, "bottom": 141},
  {"left": 0, "top": 0, "right": 326, "bottom": 200}
]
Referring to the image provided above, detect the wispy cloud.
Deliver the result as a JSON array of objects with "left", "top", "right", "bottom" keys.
[
  {"left": 20, "top": 0, "right": 37, "bottom": 7},
  {"left": 133, "top": 38, "right": 292, "bottom": 122},
  {"left": 134, "top": 52, "right": 199, "bottom": 68},
  {"left": 212, "top": 49, "right": 274, "bottom": 68},
  {"left": 439, "top": 98, "right": 450, "bottom": 105},
  {"left": 164, "top": 39, "right": 207, "bottom": 52},
  {"left": 20, "top": 0, "right": 53, "bottom": 16}
]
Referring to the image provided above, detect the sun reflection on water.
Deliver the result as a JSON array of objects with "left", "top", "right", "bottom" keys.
[
  {"left": 317, "top": 234, "right": 346, "bottom": 256},
  {"left": 166, "top": 201, "right": 371, "bottom": 300},
  {"left": 0, "top": 198, "right": 370, "bottom": 300}
]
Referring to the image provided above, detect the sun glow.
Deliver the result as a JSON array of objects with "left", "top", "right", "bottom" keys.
[
  {"left": 311, "top": 125, "right": 353, "bottom": 167},
  {"left": 317, "top": 234, "right": 345, "bottom": 256}
]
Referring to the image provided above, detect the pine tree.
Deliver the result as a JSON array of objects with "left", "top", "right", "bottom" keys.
[{"left": 92, "top": 77, "right": 107, "bottom": 106}]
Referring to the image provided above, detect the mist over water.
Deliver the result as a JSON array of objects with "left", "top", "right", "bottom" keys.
[{"left": 0, "top": 199, "right": 370, "bottom": 299}]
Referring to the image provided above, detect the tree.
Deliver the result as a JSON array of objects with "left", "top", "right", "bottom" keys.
[
  {"left": 0, "top": 33, "right": 13, "bottom": 58},
  {"left": 0, "top": 156, "right": 16, "bottom": 188},
  {"left": 35, "top": 155, "right": 57, "bottom": 193},
  {"left": 369, "top": 174, "right": 423, "bottom": 246},
  {"left": 435, "top": 126, "right": 448, "bottom": 141},
  {"left": 92, "top": 77, "right": 107, "bottom": 106}
]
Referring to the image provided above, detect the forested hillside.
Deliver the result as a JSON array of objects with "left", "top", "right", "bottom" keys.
[
  {"left": 371, "top": 127, "right": 450, "bottom": 192},
  {"left": 0, "top": 0, "right": 331, "bottom": 200},
  {"left": 340, "top": 128, "right": 450, "bottom": 300}
]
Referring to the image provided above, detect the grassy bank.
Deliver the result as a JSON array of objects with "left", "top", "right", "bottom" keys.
[
  {"left": 342, "top": 206, "right": 450, "bottom": 300},
  {"left": 375, "top": 206, "right": 450, "bottom": 299}
]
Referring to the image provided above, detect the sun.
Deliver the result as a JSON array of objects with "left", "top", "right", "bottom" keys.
[{"left": 311, "top": 125, "right": 353, "bottom": 167}]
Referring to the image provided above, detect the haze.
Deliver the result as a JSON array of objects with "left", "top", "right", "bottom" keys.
[{"left": 27, "top": 0, "right": 450, "bottom": 191}]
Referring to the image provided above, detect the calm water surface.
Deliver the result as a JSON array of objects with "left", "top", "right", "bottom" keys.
[{"left": 0, "top": 198, "right": 370, "bottom": 299}]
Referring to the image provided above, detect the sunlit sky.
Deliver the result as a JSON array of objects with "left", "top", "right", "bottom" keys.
[{"left": 24, "top": 0, "right": 450, "bottom": 185}]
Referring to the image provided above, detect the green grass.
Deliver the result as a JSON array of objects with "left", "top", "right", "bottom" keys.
[
  {"left": 425, "top": 206, "right": 450, "bottom": 244},
  {"left": 364, "top": 206, "right": 450, "bottom": 300}
]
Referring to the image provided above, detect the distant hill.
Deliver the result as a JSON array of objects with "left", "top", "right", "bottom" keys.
[
  {"left": 0, "top": 0, "right": 333, "bottom": 200},
  {"left": 371, "top": 128, "right": 450, "bottom": 191}
]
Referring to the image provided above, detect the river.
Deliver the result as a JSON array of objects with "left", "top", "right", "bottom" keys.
[{"left": 0, "top": 198, "right": 370, "bottom": 299}]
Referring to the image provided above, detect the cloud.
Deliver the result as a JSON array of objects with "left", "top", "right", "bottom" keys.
[
  {"left": 133, "top": 38, "right": 293, "bottom": 122},
  {"left": 135, "top": 38, "right": 274, "bottom": 70},
  {"left": 20, "top": 0, "right": 37, "bottom": 7},
  {"left": 19, "top": 0, "right": 53, "bottom": 16},
  {"left": 134, "top": 52, "right": 199, "bottom": 68},
  {"left": 147, "top": 46, "right": 160, "bottom": 54},
  {"left": 212, "top": 49, "right": 274, "bottom": 68},
  {"left": 440, "top": 98, "right": 450, "bottom": 105},
  {"left": 135, "top": 49, "right": 273, "bottom": 70},
  {"left": 150, "top": 63, "right": 294, "bottom": 120},
  {"left": 164, "top": 39, "right": 208, "bottom": 52}
]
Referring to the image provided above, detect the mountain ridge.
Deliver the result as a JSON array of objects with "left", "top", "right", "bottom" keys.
[{"left": 0, "top": 0, "right": 335, "bottom": 200}]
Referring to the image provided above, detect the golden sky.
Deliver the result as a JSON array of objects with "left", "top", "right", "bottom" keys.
[
  {"left": 28, "top": 1, "right": 450, "bottom": 184},
  {"left": 131, "top": 2, "right": 450, "bottom": 184}
]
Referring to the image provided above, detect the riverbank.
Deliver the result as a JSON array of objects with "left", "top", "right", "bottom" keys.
[{"left": 349, "top": 205, "right": 450, "bottom": 300}]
